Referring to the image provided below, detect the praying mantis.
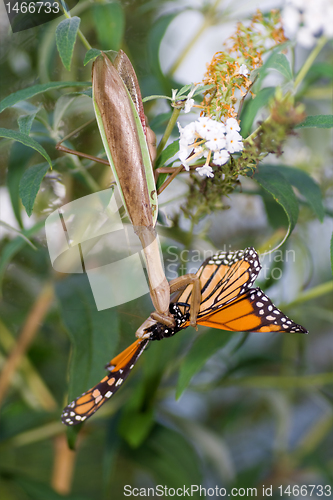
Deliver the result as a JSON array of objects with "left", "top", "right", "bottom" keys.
[{"left": 56, "top": 50, "right": 202, "bottom": 329}]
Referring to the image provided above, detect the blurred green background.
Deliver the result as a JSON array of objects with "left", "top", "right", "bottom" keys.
[{"left": 0, "top": 0, "right": 332, "bottom": 499}]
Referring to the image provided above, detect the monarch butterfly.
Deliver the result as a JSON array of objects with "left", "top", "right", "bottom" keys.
[{"left": 61, "top": 247, "right": 307, "bottom": 425}]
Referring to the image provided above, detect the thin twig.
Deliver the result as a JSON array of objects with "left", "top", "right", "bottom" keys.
[
  {"left": 52, "top": 434, "right": 78, "bottom": 494},
  {"left": 0, "top": 283, "right": 54, "bottom": 407}
]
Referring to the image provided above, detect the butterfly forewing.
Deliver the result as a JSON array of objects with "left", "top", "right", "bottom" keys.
[
  {"left": 61, "top": 338, "right": 149, "bottom": 426},
  {"left": 178, "top": 247, "right": 262, "bottom": 322},
  {"left": 197, "top": 287, "right": 308, "bottom": 334}
]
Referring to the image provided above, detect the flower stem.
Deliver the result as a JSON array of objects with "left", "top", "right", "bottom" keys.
[
  {"left": 155, "top": 108, "right": 181, "bottom": 160},
  {"left": 281, "top": 281, "right": 333, "bottom": 309},
  {"left": 294, "top": 35, "right": 327, "bottom": 92}
]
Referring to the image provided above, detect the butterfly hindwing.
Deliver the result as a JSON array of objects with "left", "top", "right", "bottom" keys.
[
  {"left": 197, "top": 287, "right": 308, "bottom": 334},
  {"left": 61, "top": 338, "right": 149, "bottom": 425}
]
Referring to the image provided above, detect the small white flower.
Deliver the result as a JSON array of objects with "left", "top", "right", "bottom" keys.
[
  {"left": 213, "top": 150, "right": 230, "bottom": 166},
  {"left": 196, "top": 116, "right": 214, "bottom": 138},
  {"left": 196, "top": 165, "right": 214, "bottom": 177},
  {"left": 238, "top": 64, "right": 250, "bottom": 77},
  {"left": 206, "top": 133, "right": 227, "bottom": 151},
  {"left": 178, "top": 122, "right": 196, "bottom": 144},
  {"left": 226, "top": 117, "right": 240, "bottom": 134},
  {"left": 184, "top": 98, "right": 194, "bottom": 113},
  {"left": 179, "top": 146, "right": 191, "bottom": 170},
  {"left": 226, "top": 133, "right": 243, "bottom": 153}
]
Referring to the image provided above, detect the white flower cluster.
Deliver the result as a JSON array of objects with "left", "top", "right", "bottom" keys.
[
  {"left": 282, "top": 0, "right": 333, "bottom": 47},
  {"left": 178, "top": 117, "right": 243, "bottom": 178}
]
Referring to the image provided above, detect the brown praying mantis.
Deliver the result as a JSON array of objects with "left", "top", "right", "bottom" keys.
[{"left": 56, "top": 50, "right": 202, "bottom": 328}]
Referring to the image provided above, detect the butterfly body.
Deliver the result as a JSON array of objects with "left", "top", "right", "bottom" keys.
[{"left": 62, "top": 247, "right": 307, "bottom": 425}]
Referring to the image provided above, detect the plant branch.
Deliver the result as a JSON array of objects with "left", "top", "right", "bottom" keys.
[
  {"left": 0, "top": 283, "right": 54, "bottom": 406},
  {"left": 293, "top": 35, "right": 327, "bottom": 92}
]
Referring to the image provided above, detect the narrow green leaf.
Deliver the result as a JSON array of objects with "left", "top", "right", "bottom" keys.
[
  {"left": 53, "top": 96, "right": 75, "bottom": 132},
  {"left": 119, "top": 408, "right": 155, "bottom": 448},
  {"left": 192, "top": 84, "right": 215, "bottom": 98},
  {"left": 176, "top": 329, "right": 233, "bottom": 399},
  {"left": 240, "top": 87, "right": 275, "bottom": 137},
  {"left": 56, "top": 17, "right": 81, "bottom": 71},
  {"left": 330, "top": 233, "right": 333, "bottom": 277},
  {"left": 155, "top": 139, "right": 179, "bottom": 169},
  {"left": 295, "top": 115, "right": 333, "bottom": 129},
  {"left": 0, "top": 221, "right": 44, "bottom": 294},
  {"left": 276, "top": 165, "right": 324, "bottom": 222},
  {"left": 18, "top": 108, "right": 40, "bottom": 135},
  {"left": 265, "top": 53, "right": 292, "bottom": 81},
  {"left": 137, "top": 424, "right": 202, "bottom": 487},
  {"left": 84, "top": 48, "right": 102, "bottom": 66},
  {"left": 56, "top": 275, "right": 119, "bottom": 402},
  {"left": 7, "top": 143, "right": 35, "bottom": 228},
  {"left": 0, "top": 81, "right": 90, "bottom": 114},
  {"left": 142, "top": 94, "right": 171, "bottom": 103},
  {"left": 305, "top": 62, "right": 333, "bottom": 82},
  {"left": 0, "top": 221, "right": 37, "bottom": 249},
  {"left": 13, "top": 473, "right": 91, "bottom": 500},
  {"left": 252, "top": 165, "right": 299, "bottom": 234},
  {"left": 19, "top": 163, "right": 50, "bottom": 217},
  {"left": 0, "top": 128, "right": 52, "bottom": 168},
  {"left": 92, "top": 3, "right": 125, "bottom": 51},
  {"left": 176, "top": 84, "right": 192, "bottom": 97}
]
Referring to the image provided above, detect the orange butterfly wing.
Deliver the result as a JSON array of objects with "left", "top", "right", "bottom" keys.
[
  {"left": 177, "top": 247, "right": 307, "bottom": 334},
  {"left": 197, "top": 287, "right": 308, "bottom": 334},
  {"left": 61, "top": 338, "right": 149, "bottom": 425}
]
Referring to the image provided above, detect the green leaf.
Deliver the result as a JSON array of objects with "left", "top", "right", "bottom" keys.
[
  {"left": 0, "top": 221, "right": 44, "bottom": 294},
  {"left": 305, "top": 62, "right": 333, "bottom": 82},
  {"left": 18, "top": 107, "right": 40, "bottom": 135},
  {"left": 295, "top": 115, "right": 333, "bottom": 129},
  {"left": 265, "top": 53, "right": 292, "bottom": 81},
  {"left": 251, "top": 165, "right": 299, "bottom": 235},
  {"left": 7, "top": 142, "right": 35, "bottom": 228},
  {"left": 84, "top": 48, "right": 102, "bottom": 66},
  {"left": 53, "top": 96, "right": 75, "bottom": 132},
  {"left": 176, "top": 84, "right": 192, "bottom": 97},
  {"left": 119, "top": 407, "right": 155, "bottom": 448},
  {"left": 0, "top": 128, "right": 52, "bottom": 169},
  {"left": 176, "top": 329, "right": 232, "bottom": 399},
  {"left": 56, "top": 17, "right": 81, "bottom": 71},
  {"left": 133, "top": 424, "right": 202, "bottom": 487},
  {"left": 0, "top": 221, "right": 37, "bottom": 249},
  {"left": 92, "top": 3, "right": 125, "bottom": 51},
  {"left": 11, "top": 473, "right": 91, "bottom": 500},
  {"left": 276, "top": 165, "right": 324, "bottom": 222},
  {"left": 19, "top": 163, "right": 50, "bottom": 217},
  {"left": 240, "top": 87, "right": 275, "bottom": 137},
  {"left": 142, "top": 94, "right": 171, "bottom": 103},
  {"left": 155, "top": 139, "right": 179, "bottom": 169},
  {"left": 55, "top": 275, "right": 119, "bottom": 402},
  {"left": 331, "top": 233, "right": 333, "bottom": 277},
  {"left": 192, "top": 84, "right": 215, "bottom": 98},
  {"left": 0, "top": 81, "right": 90, "bottom": 113}
]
